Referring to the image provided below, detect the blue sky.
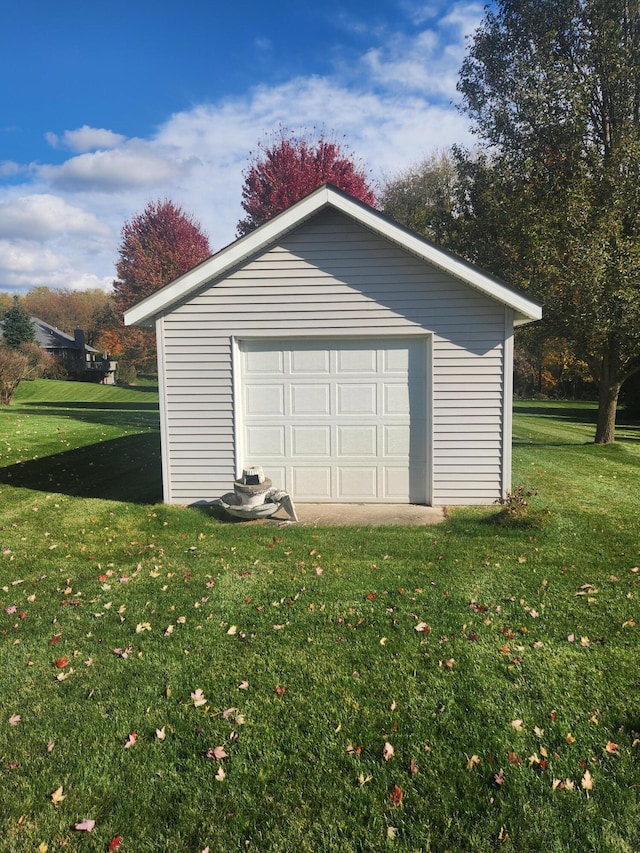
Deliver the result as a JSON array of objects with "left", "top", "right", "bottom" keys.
[{"left": 0, "top": 0, "right": 482, "bottom": 294}]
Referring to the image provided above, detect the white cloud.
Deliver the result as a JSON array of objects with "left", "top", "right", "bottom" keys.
[
  {"left": 0, "top": 194, "right": 109, "bottom": 240},
  {"left": 46, "top": 125, "right": 128, "bottom": 153},
  {"left": 39, "top": 140, "right": 199, "bottom": 193}
]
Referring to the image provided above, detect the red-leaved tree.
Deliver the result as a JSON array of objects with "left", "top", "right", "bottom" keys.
[
  {"left": 114, "top": 199, "right": 211, "bottom": 314},
  {"left": 112, "top": 199, "right": 211, "bottom": 377},
  {"left": 237, "top": 129, "right": 376, "bottom": 236}
]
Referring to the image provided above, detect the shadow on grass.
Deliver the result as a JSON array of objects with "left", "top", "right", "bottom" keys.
[
  {"left": 513, "top": 404, "right": 597, "bottom": 422},
  {"left": 9, "top": 404, "right": 160, "bottom": 430},
  {"left": 0, "top": 432, "right": 162, "bottom": 503}
]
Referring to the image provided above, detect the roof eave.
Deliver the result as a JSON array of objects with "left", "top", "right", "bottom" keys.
[{"left": 124, "top": 184, "right": 542, "bottom": 327}]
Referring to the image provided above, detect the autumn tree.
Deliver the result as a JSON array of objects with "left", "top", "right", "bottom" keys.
[
  {"left": 23, "top": 287, "right": 114, "bottom": 346},
  {"left": 457, "top": 0, "right": 640, "bottom": 443},
  {"left": 112, "top": 200, "right": 211, "bottom": 376},
  {"left": 237, "top": 129, "right": 376, "bottom": 236}
]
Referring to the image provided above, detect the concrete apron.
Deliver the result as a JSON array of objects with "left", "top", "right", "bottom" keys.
[{"left": 264, "top": 503, "right": 446, "bottom": 527}]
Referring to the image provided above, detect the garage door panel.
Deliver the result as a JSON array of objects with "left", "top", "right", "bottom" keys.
[
  {"left": 337, "top": 384, "right": 376, "bottom": 415},
  {"left": 245, "top": 349, "right": 284, "bottom": 374},
  {"left": 337, "top": 348, "right": 376, "bottom": 373},
  {"left": 291, "top": 348, "right": 330, "bottom": 373},
  {"left": 246, "top": 426, "right": 285, "bottom": 456},
  {"left": 245, "top": 385, "right": 284, "bottom": 414},
  {"left": 383, "top": 383, "right": 410, "bottom": 415},
  {"left": 292, "top": 426, "right": 331, "bottom": 456},
  {"left": 337, "top": 425, "right": 377, "bottom": 457},
  {"left": 291, "top": 384, "right": 331, "bottom": 415},
  {"left": 338, "top": 467, "right": 378, "bottom": 499},
  {"left": 293, "top": 467, "right": 332, "bottom": 498},
  {"left": 385, "top": 468, "right": 410, "bottom": 497},
  {"left": 384, "top": 425, "right": 410, "bottom": 456},
  {"left": 241, "top": 339, "right": 428, "bottom": 503},
  {"left": 383, "top": 347, "right": 410, "bottom": 373}
]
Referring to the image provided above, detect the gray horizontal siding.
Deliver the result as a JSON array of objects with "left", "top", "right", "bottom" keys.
[{"left": 159, "top": 208, "right": 507, "bottom": 506}]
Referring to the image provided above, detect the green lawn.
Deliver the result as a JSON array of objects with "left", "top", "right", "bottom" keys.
[{"left": 0, "top": 382, "right": 639, "bottom": 852}]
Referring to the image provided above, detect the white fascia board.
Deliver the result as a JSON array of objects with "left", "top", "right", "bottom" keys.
[{"left": 124, "top": 187, "right": 333, "bottom": 327}]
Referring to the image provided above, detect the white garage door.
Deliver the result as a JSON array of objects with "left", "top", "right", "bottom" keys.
[{"left": 239, "top": 338, "right": 428, "bottom": 503}]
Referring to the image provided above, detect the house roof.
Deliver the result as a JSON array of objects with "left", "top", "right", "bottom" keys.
[
  {"left": 31, "top": 317, "right": 99, "bottom": 353},
  {"left": 124, "top": 184, "right": 542, "bottom": 328}
]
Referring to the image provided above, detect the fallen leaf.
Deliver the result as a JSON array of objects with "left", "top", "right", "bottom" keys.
[
  {"left": 565, "top": 733, "right": 576, "bottom": 744},
  {"left": 8, "top": 714, "right": 20, "bottom": 726},
  {"left": 581, "top": 769, "right": 594, "bottom": 792},
  {"left": 387, "top": 826, "right": 398, "bottom": 840},
  {"left": 50, "top": 786, "right": 65, "bottom": 805},
  {"left": 55, "top": 657, "right": 69, "bottom": 669},
  {"left": 275, "top": 685, "right": 286, "bottom": 695},
  {"left": 206, "top": 746, "right": 228, "bottom": 761},
  {"left": 390, "top": 784, "right": 403, "bottom": 806},
  {"left": 238, "top": 680, "right": 249, "bottom": 690},
  {"left": 46, "top": 740, "right": 54, "bottom": 753},
  {"left": 358, "top": 773, "right": 373, "bottom": 786},
  {"left": 494, "top": 768, "right": 505, "bottom": 785},
  {"left": 75, "top": 819, "right": 96, "bottom": 832},
  {"left": 124, "top": 732, "right": 137, "bottom": 749},
  {"left": 534, "top": 726, "right": 544, "bottom": 738},
  {"left": 215, "top": 765, "right": 226, "bottom": 781},
  {"left": 511, "top": 719, "right": 524, "bottom": 731},
  {"left": 108, "top": 838, "right": 123, "bottom": 852},
  {"left": 383, "top": 741, "right": 395, "bottom": 761},
  {"left": 155, "top": 727, "right": 166, "bottom": 740},
  {"left": 605, "top": 741, "right": 619, "bottom": 756},
  {"left": 226, "top": 625, "right": 237, "bottom": 635},
  {"left": 191, "top": 688, "right": 207, "bottom": 707},
  {"left": 414, "top": 621, "right": 431, "bottom": 633},
  {"left": 466, "top": 754, "right": 481, "bottom": 771}
]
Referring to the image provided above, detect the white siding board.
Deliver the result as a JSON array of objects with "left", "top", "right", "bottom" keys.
[{"left": 158, "top": 208, "right": 510, "bottom": 505}]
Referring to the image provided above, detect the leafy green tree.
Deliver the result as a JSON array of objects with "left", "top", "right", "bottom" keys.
[
  {"left": 457, "top": 0, "right": 640, "bottom": 443},
  {"left": 379, "top": 151, "right": 459, "bottom": 247},
  {"left": 2, "top": 296, "right": 36, "bottom": 349}
]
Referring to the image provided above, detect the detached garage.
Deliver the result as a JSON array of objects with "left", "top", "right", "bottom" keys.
[{"left": 124, "top": 184, "right": 541, "bottom": 507}]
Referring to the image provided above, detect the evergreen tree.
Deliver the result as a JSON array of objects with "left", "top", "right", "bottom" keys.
[{"left": 2, "top": 297, "right": 36, "bottom": 350}]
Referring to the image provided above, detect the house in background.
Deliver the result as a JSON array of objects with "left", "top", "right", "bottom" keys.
[
  {"left": 31, "top": 318, "right": 117, "bottom": 384},
  {"left": 125, "top": 184, "right": 541, "bottom": 507}
]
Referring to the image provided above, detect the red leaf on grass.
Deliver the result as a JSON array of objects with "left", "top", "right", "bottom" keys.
[
  {"left": 390, "top": 784, "right": 403, "bottom": 806},
  {"left": 108, "top": 836, "right": 123, "bottom": 851},
  {"left": 55, "top": 657, "right": 69, "bottom": 669},
  {"left": 50, "top": 634, "right": 62, "bottom": 644}
]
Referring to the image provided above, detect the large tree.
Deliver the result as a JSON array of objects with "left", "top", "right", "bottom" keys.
[
  {"left": 237, "top": 129, "right": 376, "bottom": 236},
  {"left": 113, "top": 199, "right": 211, "bottom": 314},
  {"left": 112, "top": 200, "right": 211, "bottom": 376},
  {"left": 457, "top": 0, "right": 640, "bottom": 443}
]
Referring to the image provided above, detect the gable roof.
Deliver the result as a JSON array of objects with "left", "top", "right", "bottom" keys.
[
  {"left": 124, "top": 184, "right": 542, "bottom": 328},
  {"left": 31, "top": 317, "right": 99, "bottom": 353}
]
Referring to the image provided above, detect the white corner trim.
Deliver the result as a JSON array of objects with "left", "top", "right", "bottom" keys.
[
  {"left": 502, "top": 308, "right": 514, "bottom": 499},
  {"left": 155, "top": 317, "right": 172, "bottom": 504}
]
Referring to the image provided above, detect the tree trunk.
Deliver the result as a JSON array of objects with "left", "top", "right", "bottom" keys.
[{"left": 594, "top": 381, "right": 621, "bottom": 444}]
